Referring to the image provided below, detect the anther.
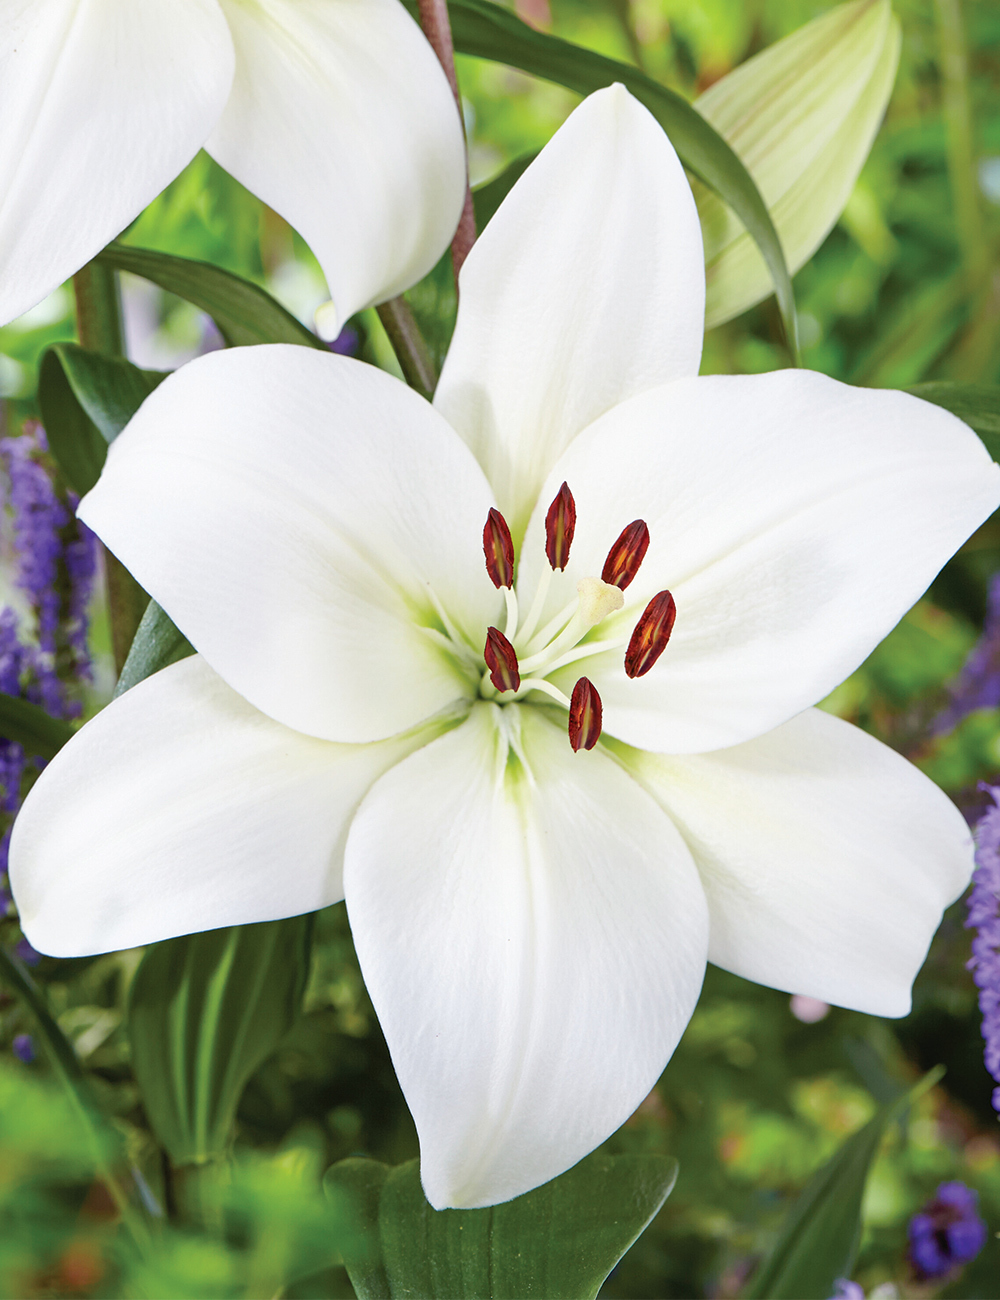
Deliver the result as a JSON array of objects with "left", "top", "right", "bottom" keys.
[
  {"left": 545, "top": 482, "right": 576, "bottom": 571},
  {"left": 484, "top": 626, "right": 521, "bottom": 693},
  {"left": 483, "top": 508, "right": 514, "bottom": 589},
  {"left": 601, "top": 520, "right": 650, "bottom": 590},
  {"left": 568, "top": 677, "right": 603, "bottom": 751},
  {"left": 625, "top": 591, "right": 676, "bottom": 678}
]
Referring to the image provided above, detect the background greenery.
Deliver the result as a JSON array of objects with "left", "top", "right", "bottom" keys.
[{"left": 1, "top": 0, "right": 999, "bottom": 1296}]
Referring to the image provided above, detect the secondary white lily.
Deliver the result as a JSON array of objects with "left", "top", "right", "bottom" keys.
[
  {"left": 10, "top": 87, "right": 1000, "bottom": 1210},
  {"left": 0, "top": 0, "right": 465, "bottom": 335}
]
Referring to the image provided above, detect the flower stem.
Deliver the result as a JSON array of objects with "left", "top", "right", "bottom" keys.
[
  {"left": 376, "top": 297, "right": 438, "bottom": 399},
  {"left": 933, "top": 0, "right": 985, "bottom": 283},
  {"left": 0, "top": 945, "right": 152, "bottom": 1249},
  {"left": 417, "top": 0, "right": 477, "bottom": 279},
  {"left": 72, "top": 260, "right": 147, "bottom": 675}
]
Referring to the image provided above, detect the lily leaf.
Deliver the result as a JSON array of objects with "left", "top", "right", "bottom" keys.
[
  {"left": 0, "top": 693, "right": 74, "bottom": 760},
  {"left": 907, "top": 382, "right": 1000, "bottom": 461},
  {"left": 432, "top": 0, "right": 798, "bottom": 357},
  {"left": 743, "top": 1066, "right": 944, "bottom": 1299},
  {"left": 128, "top": 916, "right": 314, "bottom": 1166},
  {"left": 695, "top": 0, "right": 900, "bottom": 328},
  {"left": 326, "top": 1148, "right": 677, "bottom": 1300},
  {"left": 38, "top": 344, "right": 166, "bottom": 495},
  {"left": 97, "top": 242, "right": 325, "bottom": 350},
  {"left": 114, "top": 601, "right": 194, "bottom": 699}
]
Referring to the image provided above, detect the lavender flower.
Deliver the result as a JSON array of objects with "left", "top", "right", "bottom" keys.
[
  {"left": 934, "top": 572, "right": 1000, "bottom": 733},
  {"left": 968, "top": 787, "right": 1000, "bottom": 1113},
  {"left": 12, "top": 1033, "right": 34, "bottom": 1064},
  {"left": 908, "top": 1181, "right": 987, "bottom": 1278},
  {"left": 829, "top": 1280, "right": 865, "bottom": 1300}
]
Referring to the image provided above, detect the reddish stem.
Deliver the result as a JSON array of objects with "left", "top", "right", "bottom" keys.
[{"left": 417, "top": 0, "right": 477, "bottom": 280}]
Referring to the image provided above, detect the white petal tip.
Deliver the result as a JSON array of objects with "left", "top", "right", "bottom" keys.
[{"left": 314, "top": 300, "right": 342, "bottom": 341}]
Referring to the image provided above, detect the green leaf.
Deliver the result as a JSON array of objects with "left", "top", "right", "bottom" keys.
[
  {"left": 128, "top": 917, "right": 314, "bottom": 1165},
  {"left": 114, "top": 601, "right": 194, "bottom": 699},
  {"left": 743, "top": 1066, "right": 944, "bottom": 1299},
  {"left": 38, "top": 344, "right": 166, "bottom": 495},
  {"left": 907, "top": 382, "right": 1000, "bottom": 460},
  {"left": 326, "top": 1148, "right": 677, "bottom": 1300},
  {"left": 0, "top": 692, "right": 74, "bottom": 759},
  {"left": 432, "top": 0, "right": 798, "bottom": 358},
  {"left": 97, "top": 242, "right": 326, "bottom": 350}
]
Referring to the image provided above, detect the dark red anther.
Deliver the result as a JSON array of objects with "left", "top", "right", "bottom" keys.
[
  {"left": 484, "top": 627, "right": 521, "bottom": 693},
  {"left": 544, "top": 481, "right": 577, "bottom": 571},
  {"left": 568, "top": 677, "right": 603, "bottom": 751},
  {"left": 483, "top": 507, "right": 514, "bottom": 589},
  {"left": 601, "top": 520, "right": 650, "bottom": 590},
  {"left": 625, "top": 591, "right": 677, "bottom": 678}
]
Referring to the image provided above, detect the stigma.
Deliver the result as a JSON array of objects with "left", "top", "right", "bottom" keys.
[{"left": 477, "top": 485, "right": 676, "bottom": 749}]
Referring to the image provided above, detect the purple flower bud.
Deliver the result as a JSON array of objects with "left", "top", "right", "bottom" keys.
[
  {"left": 908, "top": 1181, "right": 987, "bottom": 1278},
  {"left": 828, "top": 1281, "right": 865, "bottom": 1300},
  {"left": 15, "top": 938, "right": 41, "bottom": 967},
  {"left": 935, "top": 572, "right": 1000, "bottom": 733},
  {"left": 12, "top": 1033, "right": 34, "bottom": 1063}
]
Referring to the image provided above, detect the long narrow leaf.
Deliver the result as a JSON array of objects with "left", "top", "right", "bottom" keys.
[
  {"left": 428, "top": 0, "right": 798, "bottom": 357},
  {"left": 0, "top": 693, "right": 74, "bottom": 760},
  {"left": 743, "top": 1067, "right": 944, "bottom": 1299},
  {"left": 97, "top": 243, "right": 325, "bottom": 350}
]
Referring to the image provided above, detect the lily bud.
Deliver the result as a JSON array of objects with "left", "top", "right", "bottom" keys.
[
  {"left": 694, "top": 0, "right": 900, "bottom": 328},
  {"left": 483, "top": 507, "right": 515, "bottom": 589}
]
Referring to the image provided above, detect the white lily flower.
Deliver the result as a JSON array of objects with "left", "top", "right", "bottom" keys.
[
  {"left": 10, "top": 86, "right": 1000, "bottom": 1210},
  {"left": 0, "top": 0, "right": 466, "bottom": 336}
]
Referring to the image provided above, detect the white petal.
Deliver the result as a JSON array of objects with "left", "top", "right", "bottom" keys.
[
  {"left": 0, "top": 0, "right": 234, "bottom": 326},
  {"left": 206, "top": 0, "right": 465, "bottom": 337},
  {"left": 518, "top": 370, "right": 1000, "bottom": 752},
  {"left": 434, "top": 85, "right": 705, "bottom": 539},
  {"left": 9, "top": 656, "right": 426, "bottom": 958},
  {"left": 344, "top": 703, "right": 708, "bottom": 1209},
  {"left": 80, "top": 345, "right": 500, "bottom": 744},
  {"left": 619, "top": 708, "right": 974, "bottom": 1017}
]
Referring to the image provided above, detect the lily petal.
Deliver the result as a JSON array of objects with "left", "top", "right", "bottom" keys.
[
  {"left": 618, "top": 708, "right": 973, "bottom": 1017},
  {"left": 345, "top": 703, "right": 708, "bottom": 1209},
  {"left": 80, "top": 346, "right": 498, "bottom": 744},
  {"left": 9, "top": 656, "right": 425, "bottom": 958},
  {"left": 435, "top": 85, "right": 705, "bottom": 540},
  {"left": 520, "top": 370, "right": 1000, "bottom": 753},
  {"left": 0, "top": 0, "right": 234, "bottom": 326},
  {"left": 207, "top": 0, "right": 466, "bottom": 337}
]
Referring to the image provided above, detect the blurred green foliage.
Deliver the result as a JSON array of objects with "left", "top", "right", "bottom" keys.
[{"left": 2, "top": 0, "right": 1000, "bottom": 1296}]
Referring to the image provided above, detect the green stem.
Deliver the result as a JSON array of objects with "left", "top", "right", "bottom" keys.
[
  {"left": 0, "top": 946, "right": 151, "bottom": 1249},
  {"left": 376, "top": 298, "right": 439, "bottom": 399},
  {"left": 72, "top": 260, "right": 148, "bottom": 674},
  {"left": 934, "top": 0, "right": 985, "bottom": 282}
]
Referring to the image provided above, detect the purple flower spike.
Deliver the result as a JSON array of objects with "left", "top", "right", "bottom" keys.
[
  {"left": 968, "top": 789, "right": 1000, "bottom": 1112},
  {"left": 908, "top": 1181, "right": 987, "bottom": 1278},
  {"left": 935, "top": 572, "right": 1000, "bottom": 733},
  {"left": 12, "top": 1033, "right": 34, "bottom": 1063}
]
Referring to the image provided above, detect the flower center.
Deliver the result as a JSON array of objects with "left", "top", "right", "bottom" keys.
[{"left": 477, "top": 483, "right": 676, "bottom": 750}]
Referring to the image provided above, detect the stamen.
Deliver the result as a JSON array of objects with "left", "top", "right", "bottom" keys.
[
  {"left": 602, "top": 520, "right": 649, "bottom": 590},
  {"left": 568, "top": 677, "right": 603, "bottom": 751},
  {"left": 484, "top": 626, "right": 521, "bottom": 693},
  {"left": 624, "top": 591, "right": 676, "bottom": 678},
  {"left": 483, "top": 508, "right": 514, "bottom": 589},
  {"left": 544, "top": 482, "right": 576, "bottom": 570}
]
